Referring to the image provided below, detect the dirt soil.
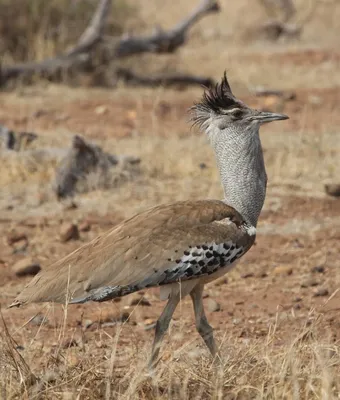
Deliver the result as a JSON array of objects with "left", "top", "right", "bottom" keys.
[{"left": 1, "top": 2, "right": 340, "bottom": 397}]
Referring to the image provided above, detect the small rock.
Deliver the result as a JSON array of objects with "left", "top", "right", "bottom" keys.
[
  {"left": 94, "top": 105, "right": 108, "bottom": 115},
  {"left": 66, "top": 351, "right": 81, "bottom": 367},
  {"left": 301, "top": 278, "right": 319, "bottom": 288},
  {"left": 12, "top": 239, "right": 29, "bottom": 255},
  {"left": 30, "top": 313, "right": 48, "bottom": 326},
  {"left": 232, "top": 318, "right": 241, "bottom": 325},
  {"left": 128, "top": 295, "right": 151, "bottom": 306},
  {"left": 202, "top": 292, "right": 210, "bottom": 299},
  {"left": 144, "top": 318, "right": 156, "bottom": 331},
  {"left": 60, "top": 223, "right": 79, "bottom": 242},
  {"left": 325, "top": 184, "right": 340, "bottom": 197},
  {"left": 293, "top": 303, "right": 301, "bottom": 310},
  {"left": 199, "top": 162, "right": 207, "bottom": 169},
  {"left": 12, "top": 257, "right": 41, "bottom": 277},
  {"left": 79, "top": 221, "right": 91, "bottom": 232},
  {"left": 82, "top": 319, "right": 93, "bottom": 329},
  {"left": 308, "top": 95, "right": 322, "bottom": 105},
  {"left": 206, "top": 298, "right": 221, "bottom": 312},
  {"left": 311, "top": 265, "right": 325, "bottom": 274},
  {"left": 241, "top": 272, "right": 254, "bottom": 279},
  {"left": 313, "top": 288, "right": 329, "bottom": 297},
  {"left": 7, "top": 231, "right": 27, "bottom": 246},
  {"left": 273, "top": 265, "right": 293, "bottom": 276},
  {"left": 293, "top": 297, "right": 302, "bottom": 302}
]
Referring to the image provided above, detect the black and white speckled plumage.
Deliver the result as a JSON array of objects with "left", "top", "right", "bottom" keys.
[{"left": 70, "top": 240, "right": 245, "bottom": 303}]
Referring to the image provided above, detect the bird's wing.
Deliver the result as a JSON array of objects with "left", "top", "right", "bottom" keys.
[{"left": 9, "top": 200, "right": 255, "bottom": 307}]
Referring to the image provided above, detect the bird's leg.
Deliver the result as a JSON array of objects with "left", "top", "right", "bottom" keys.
[
  {"left": 148, "top": 292, "right": 180, "bottom": 370},
  {"left": 190, "top": 284, "right": 221, "bottom": 361}
]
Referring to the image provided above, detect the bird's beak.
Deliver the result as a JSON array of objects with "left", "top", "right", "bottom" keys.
[{"left": 252, "top": 111, "right": 289, "bottom": 124}]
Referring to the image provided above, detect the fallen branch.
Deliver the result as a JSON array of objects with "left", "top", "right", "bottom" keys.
[
  {"left": 0, "top": 0, "right": 219, "bottom": 87},
  {"left": 113, "top": 0, "right": 220, "bottom": 57},
  {"left": 116, "top": 68, "right": 215, "bottom": 88},
  {"left": 0, "top": 0, "right": 111, "bottom": 85}
]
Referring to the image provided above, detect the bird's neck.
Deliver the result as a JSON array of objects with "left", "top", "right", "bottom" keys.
[{"left": 210, "top": 126, "right": 267, "bottom": 227}]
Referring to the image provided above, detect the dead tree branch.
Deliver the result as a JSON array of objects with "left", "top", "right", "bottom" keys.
[
  {"left": 0, "top": 0, "right": 219, "bottom": 87},
  {"left": 0, "top": 0, "right": 111, "bottom": 84},
  {"left": 66, "top": 0, "right": 111, "bottom": 57},
  {"left": 113, "top": 0, "right": 220, "bottom": 57},
  {"left": 116, "top": 68, "right": 215, "bottom": 88}
]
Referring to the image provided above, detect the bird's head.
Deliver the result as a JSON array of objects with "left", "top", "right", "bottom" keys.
[{"left": 190, "top": 72, "right": 288, "bottom": 140}]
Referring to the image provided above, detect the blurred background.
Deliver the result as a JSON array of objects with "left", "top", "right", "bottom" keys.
[{"left": 0, "top": 0, "right": 340, "bottom": 398}]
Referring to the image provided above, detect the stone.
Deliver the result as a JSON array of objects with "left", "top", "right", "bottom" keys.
[
  {"left": 144, "top": 319, "right": 156, "bottom": 331},
  {"left": 66, "top": 351, "right": 81, "bottom": 367},
  {"left": 82, "top": 319, "right": 93, "bottom": 329},
  {"left": 273, "top": 265, "right": 293, "bottom": 276},
  {"left": 311, "top": 265, "right": 325, "bottom": 274},
  {"left": 206, "top": 298, "right": 221, "bottom": 312},
  {"left": 301, "top": 278, "right": 319, "bottom": 288},
  {"left": 94, "top": 105, "right": 108, "bottom": 115},
  {"left": 12, "top": 257, "right": 41, "bottom": 277},
  {"left": 241, "top": 272, "right": 254, "bottom": 279},
  {"left": 313, "top": 288, "right": 329, "bottom": 297},
  {"left": 79, "top": 221, "right": 91, "bottom": 232},
  {"left": 7, "top": 231, "right": 27, "bottom": 246},
  {"left": 60, "top": 223, "right": 79, "bottom": 242},
  {"left": 325, "top": 184, "right": 340, "bottom": 197},
  {"left": 30, "top": 313, "right": 48, "bottom": 326}
]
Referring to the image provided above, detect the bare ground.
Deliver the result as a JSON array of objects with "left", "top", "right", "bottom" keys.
[{"left": 1, "top": 1, "right": 340, "bottom": 398}]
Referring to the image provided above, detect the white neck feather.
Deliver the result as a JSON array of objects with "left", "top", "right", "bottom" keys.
[{"left": 207, "top": 122, "right": 267, "bottom": 227}]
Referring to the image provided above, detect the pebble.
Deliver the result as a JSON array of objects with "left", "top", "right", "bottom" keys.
[
  {"left": 241, "top": 272, "right": 254, "bottom": 279},
  {"left": 82, "top": 319, "right": 93, "bottom": 329},
  {"left": 301, "top": 278, "right": 319, "bottom": 288},
  {"left": 30, "top": 313, "right": 48, "bottom": 326},
  {"left": 325, "top": 184, "right": 340, "bottom": 197},
  {"left": 79, "top": 221, "right": 91, "bottom": 232},
  {"left": 12, "top": 257, "right": 41, "bottom": 277},
  {"left": 59, "top": 223, "right": 79, "bottom": 242},
  {"left": 311, "top": 265, "right": 325, "bottom": 274},
  {"left": 273, "top": 265, "right": 293, "bottom": 276},
  {"left": 7, "top": 231, "right": 27, "bottom": 246},
  {"left": 313, "top": 288, "right": 329, "bottom": 297},
  {"left": 257, "top": 270, "right": 268, "bottom": 278},
  {"left": 144, "top": 318, "right": 156, "bottom": 331},
  {"left": 66, "top": 351, "right": 81, "bottom": 367},
  {"left": 206, "top": 298, "right": 221, "bottom": 312},
  {"left": 94, "top": 105, "right": 108, "bottom": 115}
]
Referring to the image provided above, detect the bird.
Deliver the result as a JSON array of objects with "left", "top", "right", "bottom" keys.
[{"left": 9, "top": 72, "right": 288, "bottom": 368}]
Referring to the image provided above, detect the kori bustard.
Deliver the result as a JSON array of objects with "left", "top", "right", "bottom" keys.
[{"left": 10, "top": 73, "right": 288, "bottom": 367}]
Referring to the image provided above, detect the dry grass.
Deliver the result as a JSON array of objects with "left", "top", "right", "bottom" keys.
[
  {"left": 1, "top": 306, "right": 340, "bottom": 399},
  {"left": 1, "top": 0, "right": 340, "bottom": 399}
]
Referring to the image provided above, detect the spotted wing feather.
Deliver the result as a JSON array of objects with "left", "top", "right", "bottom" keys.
[{"left": 9, "top": 200, "right": 255, "bottom": 307}]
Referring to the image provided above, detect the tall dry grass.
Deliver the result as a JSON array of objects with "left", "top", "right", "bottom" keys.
[{"left": 1, "top": 305, "right": 340, "bottom": 399}]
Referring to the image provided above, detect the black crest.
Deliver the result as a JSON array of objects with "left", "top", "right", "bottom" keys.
[{"left": 190, "top": 72, "right": 240, "bottom": 129}]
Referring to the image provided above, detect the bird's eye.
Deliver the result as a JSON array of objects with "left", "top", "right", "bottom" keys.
[{"left": 232, "top": 109, "right": 243, "bottom": 119}]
